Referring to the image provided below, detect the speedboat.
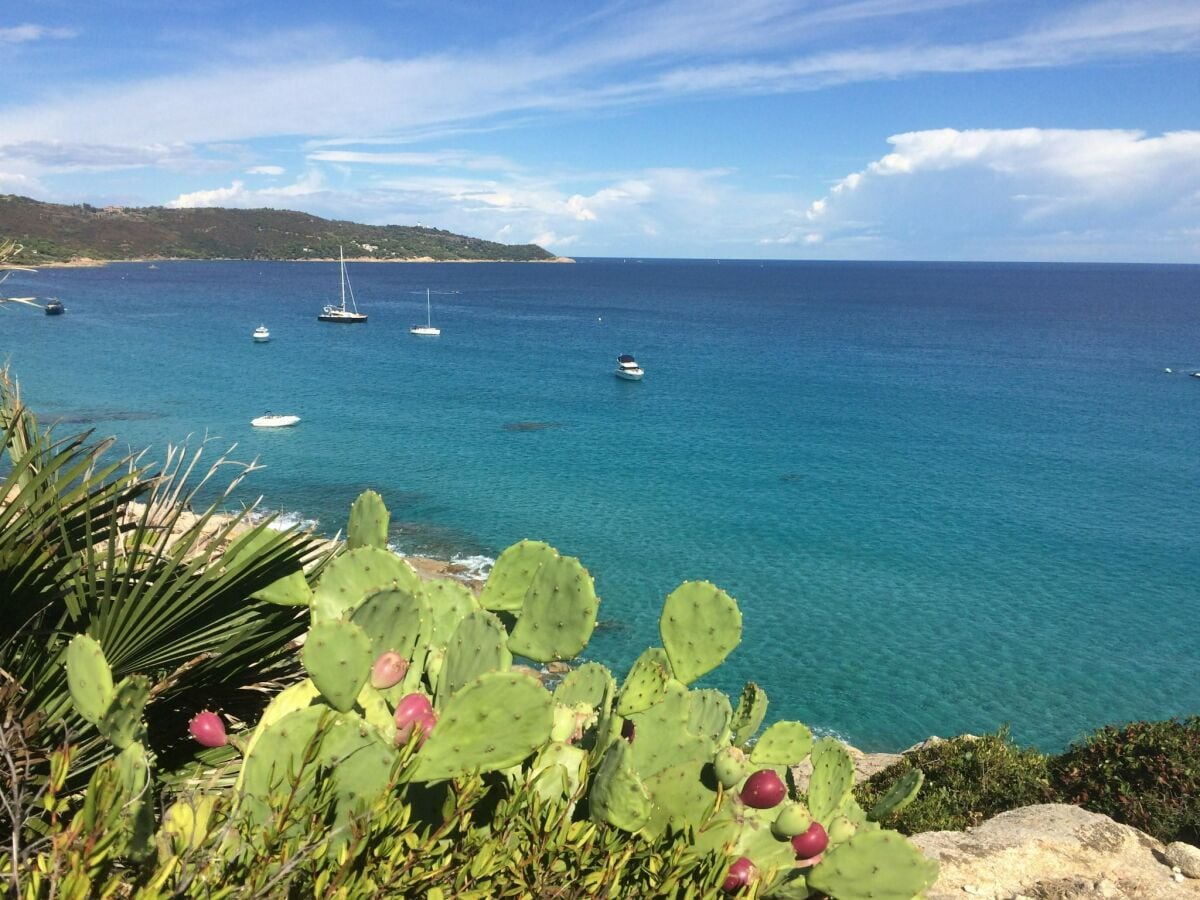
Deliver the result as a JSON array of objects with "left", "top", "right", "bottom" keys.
[
  {"left": 44, "top": 298, "right": 65, "bottom": 316},
  {"left": 615, "top": 354, "right": 644, "bottom": 381},
  {"left": 253, "top": 324, "right": 270, "bottom": 342},
  {"left": 251, "top": 414, "right": 300, "bottom": 428}
]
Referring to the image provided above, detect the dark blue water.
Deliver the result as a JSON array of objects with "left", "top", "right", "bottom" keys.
[{"left": 4, "top": 258, "right": 1198, "bottom": 752}]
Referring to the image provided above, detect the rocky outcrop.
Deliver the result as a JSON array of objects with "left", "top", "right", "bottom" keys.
[{"left": 911, "top": 804, "right": 1200, "bottom": 899}]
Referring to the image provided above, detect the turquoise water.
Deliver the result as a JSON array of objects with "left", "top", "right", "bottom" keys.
[{"left": 4, "top": 258, "right": 1198, "bottom": 752}]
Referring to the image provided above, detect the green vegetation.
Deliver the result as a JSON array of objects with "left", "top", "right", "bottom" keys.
[
  {"left": 854, "top": 730, "right": 1057, "bottom": 834},
  {"left": 856, "top": 722, "right": 1200, "bottom": 845},
  {"left": 1050, "top": 717, "right": 1200, "bottom": 845},
  {"left": 0, "top": 194, "right": 558, "bottom": 263}
]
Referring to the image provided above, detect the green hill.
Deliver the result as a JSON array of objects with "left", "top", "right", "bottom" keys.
[{"left": 0, "top": 195, "right": 560, "bottom": 263}]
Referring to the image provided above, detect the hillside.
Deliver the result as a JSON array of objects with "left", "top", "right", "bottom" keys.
[{"left": 0, "top": 195, "right": 559, "bottom": 263}]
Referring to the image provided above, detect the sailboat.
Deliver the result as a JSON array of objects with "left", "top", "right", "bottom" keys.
[
  {"left": 410, "top": 288, "right": 441, "bottom": 336},
  {"left": 317, "top": 247, "right": 367, "bottom": 323}
]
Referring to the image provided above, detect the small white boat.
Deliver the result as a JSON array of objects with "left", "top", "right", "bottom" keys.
[
  {"left": 615, "top": 354, "right": 644, "bottom": 380},
  {"left": 253, "top": 324, "right": 270, "bottom": 342},
  {"left": 251, "top": 414, "right": 300, "bottom": 428},
  {"left": 318, "top": 246, "right": 367, "bottom": 323},
  {"left": 410, "top": 288, "right": 441, "bottom": 336}
]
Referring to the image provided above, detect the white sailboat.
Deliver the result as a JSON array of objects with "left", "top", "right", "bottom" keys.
[
  {"left": 317, "top": 247, "right": 367, "bottom": 323},
  {"left": 410, "top": 288, "right": 441, "bottom": 336}
]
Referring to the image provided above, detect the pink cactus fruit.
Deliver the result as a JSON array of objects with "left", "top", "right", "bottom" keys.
[
  {"left": 394, "top": 693, "right": 437, "bottom": 747},
  {"left": 722, "top": 856, "right": 757, "bottom": 893},
  {"left": 791, "top": 821, "right": 829, "bottom": 860},
  {"left": 188, "top": 710, "right": 228, "bottom": 748},
  {"left": 370, "top": 650, "right": 409, "bottom": 689},
  {"left": 739, "top": 768, "right": 786, "bottom": 809}
]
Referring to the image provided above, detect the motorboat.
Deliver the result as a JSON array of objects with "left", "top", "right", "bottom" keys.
[
  {"left": 253, "top": 324, "right": 270, "bottom": 342},
  {"left": 410, "top": 288, "right": 441, "bottom": 335},
  {"left": 251, "top": 414, "right": 300, "bottom": 428},
  {"left": 615, "top": 354, "right": 644, "bottom": 380},
  {"left": 44, "top": 298, "right": 65, "bottom": 316},
  {"left": 318, "top": 246, "right": 367, "bottom": 323}
]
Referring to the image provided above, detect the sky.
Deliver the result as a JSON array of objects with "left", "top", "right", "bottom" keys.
[{"left": 3, "top": 0, "right": 1199, "bottom": 262}]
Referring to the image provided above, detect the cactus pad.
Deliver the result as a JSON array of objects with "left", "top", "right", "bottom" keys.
[
  {"left": 347, "top": 490, "right": 389, "bottom": 550},
  {"left": 352, "top": 588, "right": 430, "bottom": 660},
  {"left": 590, "top": 740, "right": 653, "bottom": 833},
  {"left": 749, "top": 720, "right": 813, "bottom": 766},
  {"left": 411, "top": 671, "right": 553, "bottom": 782},
  {"left": 422, "top": 579, "right": 479, "bottom": 647},
  {"left": 438, "top": 609, "right": 512, "bottom": 703},
  {"left": 65, "top": 634, "right": 114, "bottom": 725},
  {"left": 251, "top": 569, "right": 313, "bottom": 607},
  {"left": 301, "top": 619, "right": 373, "bottom": 712},
  {"left": 507, "top": 553, "right": 598, "bottom": 662},
  {"left": 686, "top": 688, "right": 732, "bottom": 746},
  {"left": 615, "top": 648, "right": 673, "bottom": 715},
  {"left": 731, "top": 681, "right": 768, "bottom": 746},
  {"left": 806, "top": 829, "right": 939, "bottom": 900},
  {"left": 807, "top": 736, "right": 855, "bottom": 824},
  {"left": 868, "top": 767, "right": 924, "bottom": 822},
  {"left": 627, "top": 679, "right": 710, "bottom": 779},
  {"left": 98, "top": 674, "right": 151, "bottom": 749},
  {"left": 478, "top": 539, "right": 558, "bottom": 612},
  {"left": 553, "top": 661, "right": 615, "bottom": 710},
  {"left": 659, "top": 581, "right": 741, "bottom": 685},
  {"left": 311, "top": 546, "right": 421, "bottom": 623}
]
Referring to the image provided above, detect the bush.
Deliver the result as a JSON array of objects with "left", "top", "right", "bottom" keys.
[
  {"left": 854, "top": 728, "right": 1056, "bottom": 834},
  {"left": 1050, "top": 717, "right": 1200, "bottom": 845}
]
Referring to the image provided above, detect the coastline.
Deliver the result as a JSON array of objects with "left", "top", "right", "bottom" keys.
[{"left": 36, "top": 255, "right": 575, "bottom": 268}]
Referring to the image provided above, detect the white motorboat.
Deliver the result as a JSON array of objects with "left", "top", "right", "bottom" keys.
[
  {"left": 253, "top": 324, "right": 270, "bottom": 342},
  {"left": 410, "top": 288, "right": 441, "bottom": 335},
  {"left": 318, "top": 247, "right": 367, "bottom": 323},
  {"left": 615, "top": 354, "right": 644, "bottom": 380},
  {"left": 251, "top": 414, "right": 300, "bottom": 428}
]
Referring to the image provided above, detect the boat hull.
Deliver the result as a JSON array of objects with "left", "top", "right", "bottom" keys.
[
  {"left": 251, "top": 415, "right": 300, "bottom": 428},
  {"left": 317, "top": 313, "right": 367, "bottom": 323},
  {"left": 615, "top": 368, "right": 644, "bottom": 380},
  {"left": 410, "top": 326, "right": 441, "bottom": 336}
]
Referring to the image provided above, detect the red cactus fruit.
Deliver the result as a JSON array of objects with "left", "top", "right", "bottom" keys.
[
  {"left": 394, "top": 693, "right": 437, "bottom": 747},
  {"left": 620, "top": 718, "right": 636, "bottom": 743},
  {"left": 722, "top": 856, "right": 757, "bottom": 893},
  {"left": 188, "top": 710, "right": 228, "bottom": 748},
  {"left": 791, "top": 821, "right": 829, "bottom": 860},
  {"left": 739, "top": 769, "right": 786, "bottom": 809},
  {"left": 370, "top": 651, "right": 409, "bottom": 689}
]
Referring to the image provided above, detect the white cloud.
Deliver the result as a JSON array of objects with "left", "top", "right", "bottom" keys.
[
  {"left": 2, "top": 2, "right": 1198, "bottom": 151},
  {"left": 307, "top": 149, "right": 519, "bottom": 172},
  {"left": 795, "top": 128, "right": 1200, "bottom": 260},
  {"left": 246, "top": 165, "right": 285, "bottom": 175},
  {"left": 0, "top": 24, "right": 75, "bottom": 44},
  {"left": 168, "top": 170, "right": 326, "bottom": 208}
]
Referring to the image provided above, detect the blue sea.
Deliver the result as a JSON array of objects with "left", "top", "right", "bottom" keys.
[{"left": 4, "top": 258, "right": 1198, "bottom": 753}]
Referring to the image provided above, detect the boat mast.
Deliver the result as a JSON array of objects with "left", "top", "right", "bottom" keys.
[
  {"left": 339, "top": 246, "right": 346, "bottom": 311},
  {"left": 426, "top": 288, "right": 432, "bottom": 326}
]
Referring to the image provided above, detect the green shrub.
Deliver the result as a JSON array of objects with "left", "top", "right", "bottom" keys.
[
  {"left": 1049, "top": 717, "right": 1200, "bottom": 845},
  {"left": 854, "top": 728, "right": 1056, "bottom": 834}
]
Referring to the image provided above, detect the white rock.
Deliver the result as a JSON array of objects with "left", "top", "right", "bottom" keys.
[{"left": 1166, "top": 842, "right": 1200, "bottom": 879}]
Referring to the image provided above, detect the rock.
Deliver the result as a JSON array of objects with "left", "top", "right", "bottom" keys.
[
  {"left": 1166, "top": 842, "right": 1200, "bottom": 879},
  {"left": 789, "top": 743, "right": 901, "bottom": 792},
  {"left": 911, "top": 804, "right": 1199, "bottom": 899}
]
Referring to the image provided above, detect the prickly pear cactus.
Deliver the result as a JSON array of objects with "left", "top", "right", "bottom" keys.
[
  {"left": 411, "top": 671, "right": 553, "bottom": 783},
  {"left": 347, "top": 489, "right": 389, "bottom": 550},
  {"left": 659, "top": 580, "right": 741, "bottom": 685},
  {"left": 507, "top": 552, "right": 598, "bottom": 662},
  {"left": 65, "top": 634, "right": 114, "bottom": 725},
  {"left": 806, "top": 829, "right": 939, "bottom": 899},
  {"left": 478, "top": 539, "right": 558, "bottom": 612},
  {"left": 438, "top": 608, "right": 512, "bottom": 703},
  {"left": 301, "top": 618, "right": 373, "bottom": 713}
]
